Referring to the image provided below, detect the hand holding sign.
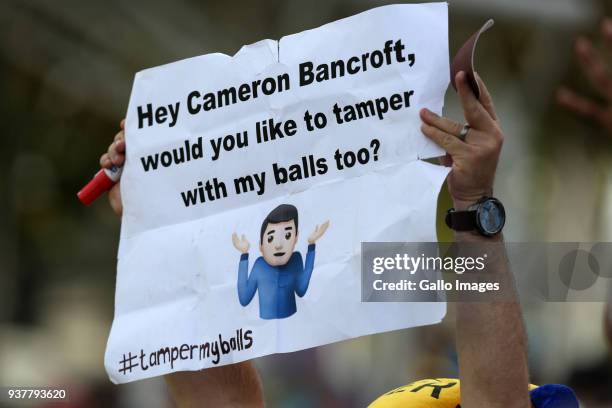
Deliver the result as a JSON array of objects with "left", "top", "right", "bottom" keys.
[
  {"left": 99, "top": 119, "right": 126, "bottom": 216},
  {"left": 420, "top": 71, "right": 503, "bottom": 209}
]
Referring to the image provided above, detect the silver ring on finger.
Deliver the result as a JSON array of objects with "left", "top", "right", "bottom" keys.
[{"left": 458, "top": 123, "right": 471, "bottom": 142}]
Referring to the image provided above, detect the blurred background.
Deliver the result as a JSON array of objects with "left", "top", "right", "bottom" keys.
[{"left": 1, "top": 0, "right": 612, "bottom": 406}]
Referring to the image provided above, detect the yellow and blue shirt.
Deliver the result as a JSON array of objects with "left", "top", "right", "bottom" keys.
[{"left": 368, "top": 378, "right": 578, "bottom": 408}]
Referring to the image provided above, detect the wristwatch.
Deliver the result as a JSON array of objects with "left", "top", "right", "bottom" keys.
[{"left": 445, "top": 197, "right": 506, "bottom": 237}]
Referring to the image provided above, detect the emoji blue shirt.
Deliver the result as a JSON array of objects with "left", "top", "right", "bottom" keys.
[{"left": 237, "top": 244, "right": 316, "bottom": 319}]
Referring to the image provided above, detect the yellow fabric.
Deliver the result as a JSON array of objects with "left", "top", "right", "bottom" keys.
[{"left": 368, "top": 378, "right": 538, "bottom": 407}]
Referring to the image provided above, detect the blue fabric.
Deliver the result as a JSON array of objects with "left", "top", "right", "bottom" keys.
[
  {"left": 530, "top": 384, "right": 579, "bottom": 408},
  {"left": 237, "top": 244, "right": 316, "bottom": 319}
]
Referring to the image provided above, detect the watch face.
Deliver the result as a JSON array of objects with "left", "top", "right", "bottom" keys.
[{"left": 476, "top": 198, "right": 505, "bottom": 236}]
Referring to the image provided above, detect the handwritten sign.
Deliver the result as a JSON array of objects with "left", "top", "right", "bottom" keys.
[{"left": 106, "top": 3, "right": 450, "bottom": 383}]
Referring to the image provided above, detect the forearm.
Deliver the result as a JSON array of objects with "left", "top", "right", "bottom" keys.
[
  {"left": 454, "top": 224, "right": 530, "bottom": 408},
  {"left": 165, "top": 361, "right": 264, "bottom": 408}
]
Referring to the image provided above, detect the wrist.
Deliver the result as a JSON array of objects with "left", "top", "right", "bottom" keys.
[
  {"left": 452, "top": 191, "right": 493, "bottom": 210},
  {"left": 452, "top": 199, "right": 475, "bottom": 211},
  {"left": 454, "top": 230, "right": 503, "bottom": 242}
]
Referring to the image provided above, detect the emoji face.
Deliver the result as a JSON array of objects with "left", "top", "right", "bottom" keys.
[{"left": 260, "top": 220, "right": 298, "bottom": 266}]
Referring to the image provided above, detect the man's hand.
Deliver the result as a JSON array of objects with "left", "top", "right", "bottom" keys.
[
  {"left": 420, "top": 73, "right": 530, "bottom": 408},
  {"left": 232, "top": 233, "right": 250, "bottom": 254},
  {"left": 100, "top": 119, "right": 126, "bottom": 216},
  {"left": 307, "top": 220, "right": 330, "bottom": 245},
  {"left": 420, "top": 71, "right": 503, "bottom": 210},
  {"left": 557, "top": 18, "right": 612, "bottom": 136}
]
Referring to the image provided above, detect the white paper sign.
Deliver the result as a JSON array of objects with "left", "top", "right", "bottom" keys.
[{"left": 106, "top": 3, "right": 450, "bottom": 383}]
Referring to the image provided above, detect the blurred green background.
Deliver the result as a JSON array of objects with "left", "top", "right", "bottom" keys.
[{"left": 1, "top": 0, "right": 612, "bottom": 407}]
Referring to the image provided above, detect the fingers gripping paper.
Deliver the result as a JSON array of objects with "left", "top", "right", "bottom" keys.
[{"left": 106, "top": 3, "right": 451, "bottom": 383}]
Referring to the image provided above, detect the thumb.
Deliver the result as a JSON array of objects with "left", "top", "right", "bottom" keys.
[{"left": 474, "top": 72, "right": 498, "bottom": 121}]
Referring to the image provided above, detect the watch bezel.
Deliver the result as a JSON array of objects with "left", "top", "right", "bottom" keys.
[{"left": 473, "top": 197, "right": 505, "bottom": 237}]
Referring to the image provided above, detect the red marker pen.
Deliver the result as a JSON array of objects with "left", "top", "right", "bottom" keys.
[{"left": 77, "top": 166, "right": 123, "bottom": 205}]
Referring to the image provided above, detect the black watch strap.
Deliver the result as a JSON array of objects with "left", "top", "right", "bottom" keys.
[{"left": 445, "top": 209, "right": 477, "bottom": 231}]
